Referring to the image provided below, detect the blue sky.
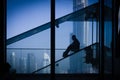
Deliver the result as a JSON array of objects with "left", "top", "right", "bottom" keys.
[
  {"left": 7, "top": 0, "right": 98, "bottom": 48},
  {"left": 7, "top": 0, "right": 73, "bottom": 48},
  {"left": 7, "top": 0, "right": 51, "bottom": 39}
]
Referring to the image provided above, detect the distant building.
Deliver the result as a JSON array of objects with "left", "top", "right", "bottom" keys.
[
  {"left": 19, "top": 57, "right": 27, "bottom": 73},
  {"left": 27, "top": 53, "right": 36, "bottom": 73},
  {"left": 11, "top": 52, "right": 16, "bottom": 69},
  {"left": 43, "top": 52, "right": 50, "bottom": 73}
]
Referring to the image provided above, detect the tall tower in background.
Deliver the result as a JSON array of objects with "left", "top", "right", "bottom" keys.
[
  {"left": 69, "top": 0, "right": 88, "bottom": 73},
  {"left": 73, "top": 0, "right": 88, "bottom": 47}
]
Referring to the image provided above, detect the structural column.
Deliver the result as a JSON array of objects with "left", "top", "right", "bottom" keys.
[
  {"left": 99, "top": 0, "right": 104, "bottom": 79},
  {"left": 0, "top": 0, "right": 6, "bottom": 76},
  {"left": 51, "top": 0, "right": 55, "bottom": 80}
]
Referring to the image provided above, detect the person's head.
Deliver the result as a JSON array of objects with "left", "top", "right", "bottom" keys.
[{"left": 72, "top": 35, "right": 76, "bottom": 40}]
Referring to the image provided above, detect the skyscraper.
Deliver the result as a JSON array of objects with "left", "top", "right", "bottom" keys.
[
  {"left": 73, "top": 0, "right": 88, "bottom": 47},
  {"left": 19, "top": 57, "right": 27, "bottom": 73},
  {"left": 69, "top": 0, "right": 88, "bottom": 73}
]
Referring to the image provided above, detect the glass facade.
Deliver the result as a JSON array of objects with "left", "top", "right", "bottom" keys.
[
  {"left": 104, "top": 0, "right": 112, "bottom": 73},
  {"left": 6, "top": 0, "right": 116, "bottom": 76}
]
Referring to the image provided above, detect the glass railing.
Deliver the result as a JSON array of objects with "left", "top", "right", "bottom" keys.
[
  {"left": 7, "top": 42, "right": 112, "bottom": 74},
  {"left": 32, "top": 43, "right": 100, "bottom": 74}
]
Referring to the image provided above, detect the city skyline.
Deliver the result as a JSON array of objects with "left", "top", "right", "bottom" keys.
[{"left": 7, "top": 49, "right": 50, "bottom": 73}]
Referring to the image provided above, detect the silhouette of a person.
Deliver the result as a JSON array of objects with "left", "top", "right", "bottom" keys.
[{"left": 63, "top": 35, "right": 80, "bottom": 58}]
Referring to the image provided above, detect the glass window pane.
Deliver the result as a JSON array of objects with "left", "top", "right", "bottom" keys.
[
  {"left": 104, "top": 0, "right": 112, "bottom": 73},
  {"left": 7, "top": 0, "right": 50, "bottom": 74},
  {"left": 55, "top": 0, "right": 99, "bottom": 74}
]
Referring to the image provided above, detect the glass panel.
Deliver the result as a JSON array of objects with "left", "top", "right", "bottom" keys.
[
  {"left": 7, "top": 0, "right": 100, "bottom": 74},
  {"left": 55, "top": 0, "right": 99, "bottom": 74},
  {"left": 104, "top": 0, "right": 112, "bottom": 73},
  {"left": 7, "top": 0, "right": 50, "bottom": 74},
  {"left": 56, "top": 44, "right": 98, "bottom": 74},
  {"left": 35, "top": 43, "right": 99, "bottom": 74}
]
